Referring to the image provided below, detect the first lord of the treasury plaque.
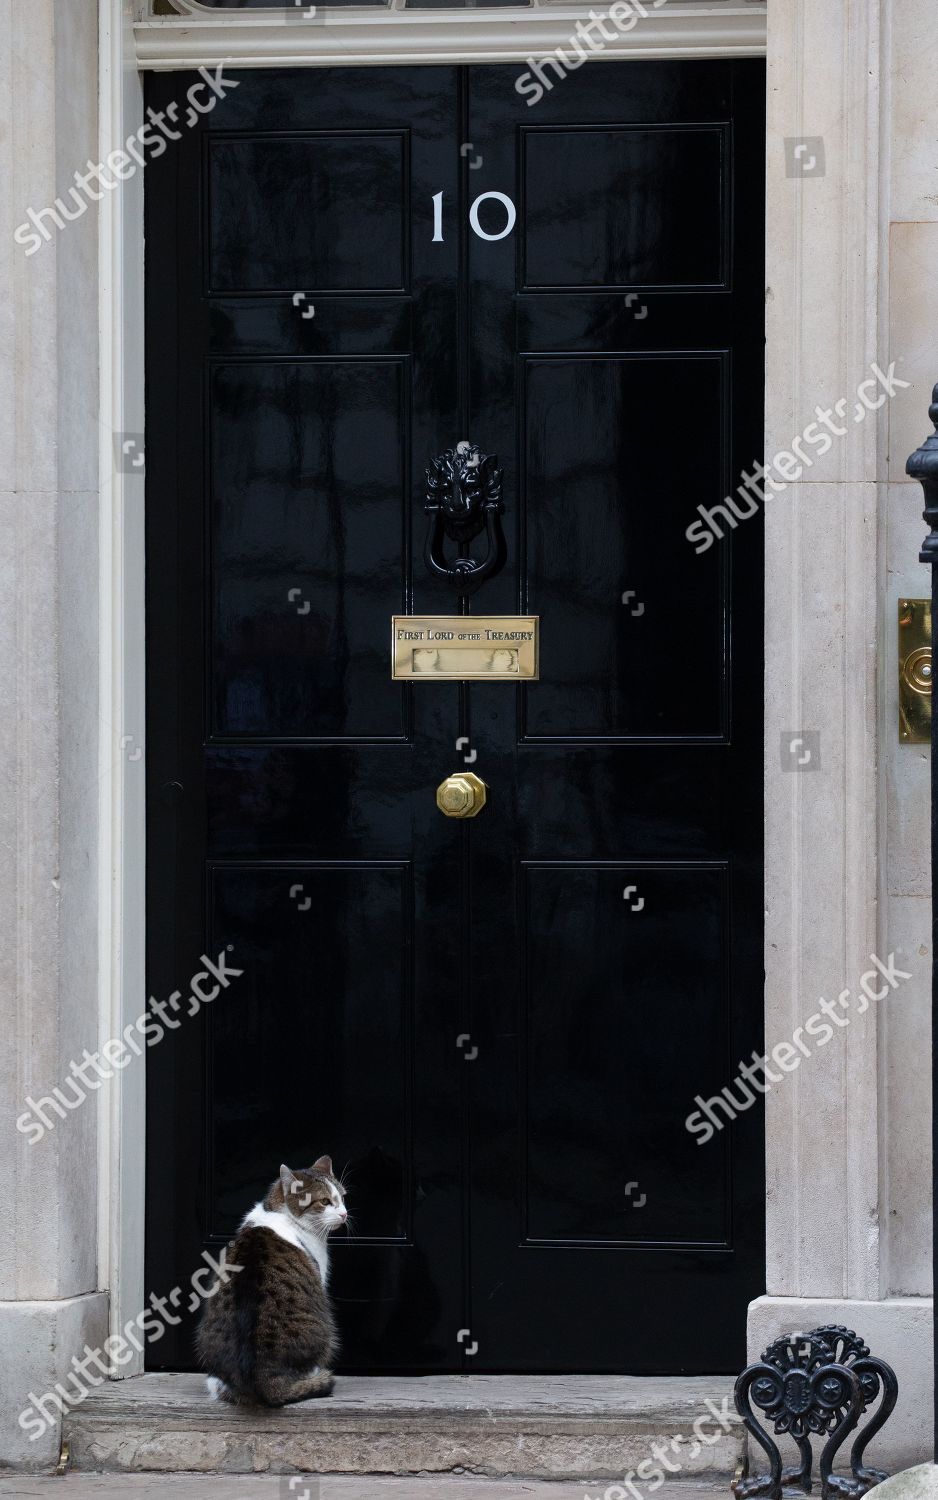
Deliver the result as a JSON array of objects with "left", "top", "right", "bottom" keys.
[{"left": 391, "top": 616, "right": 540, "bottom": 681}]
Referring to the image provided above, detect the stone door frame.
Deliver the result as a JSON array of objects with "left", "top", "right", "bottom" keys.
[{"left": 97, "top": 0, "right": 894, "bottom": 1372}]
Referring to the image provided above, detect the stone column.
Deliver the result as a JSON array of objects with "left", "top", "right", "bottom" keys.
[
  {"left": 0, "top": 0, "right": 108, "bottom": 1471},
  {"left": 756, "top": 0, "right": 933, "bottom": 1467}
]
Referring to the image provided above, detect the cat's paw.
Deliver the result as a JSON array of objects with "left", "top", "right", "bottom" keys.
[{"left": 206, "top": 1375, "right": 230, "bottom": 1403}]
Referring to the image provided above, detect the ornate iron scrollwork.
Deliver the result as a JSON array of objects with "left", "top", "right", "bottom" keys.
[
  {"left": 424, "top": 440, "right": 505, "bottom": 596},
  {"left": 732, "top": 1327, "right": 897, "bottom": 1500}
]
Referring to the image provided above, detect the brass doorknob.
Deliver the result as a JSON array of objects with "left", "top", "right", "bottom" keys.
[{"left": 436, "top": 772, "right": 487, "bottom": 819}]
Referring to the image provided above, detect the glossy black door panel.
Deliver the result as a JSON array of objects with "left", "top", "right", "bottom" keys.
[
  {"left": 146, "top": 66, "right": 464, "bottom": 1373},
  {"left": 207, "top": 133, "right": 409, "bottom": 294},
  {"left": 206, "top": 862, "right": 413, "bottom": 1244},
  {"left": 521, "top": 125, "right": 727, "bottom": 290},
  {"left": 521, "top": 353, "right": 726, "bottom": 740},
  {"left": 520, "top": 862, "right": 729, "bottom": 1248},
  {"left": 146, "top": 60, "right": 764, "bottom": 1375},
  {"left": 466, "top": 60, "right": 764, "bottom": 1372},
  {"left": 210, "top": 359, "right": 409, "bottom": 739}
]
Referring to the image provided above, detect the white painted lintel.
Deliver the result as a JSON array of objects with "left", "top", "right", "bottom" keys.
[{"left": 134, "top": 5, "right": 767, "bottom": 69}]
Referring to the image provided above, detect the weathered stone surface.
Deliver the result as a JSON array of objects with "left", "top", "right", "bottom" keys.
[
  {"left": 0, "top": 0, "right": 104, "bottom": 1479},
  {"left": 0, "top": 1294, "right": 109, "bottom": 1474},
  {"left": 63, "top": 1373, "right": 742, "bottom": 1481},
  {"left": 858, "top": 1464, "right": 938, "bottom": 1500},
  {"left": 3, "top": 1476, "right": 734, "bottom": 1498}
]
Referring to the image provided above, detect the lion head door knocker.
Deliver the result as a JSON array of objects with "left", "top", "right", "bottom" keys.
[{"left": 424, "top": 440, "right": 505, "bottom": 596}]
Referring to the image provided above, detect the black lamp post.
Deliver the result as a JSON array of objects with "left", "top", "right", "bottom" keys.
[{"left": 906, "top": 384, "right": 938, "bottom": 1461}]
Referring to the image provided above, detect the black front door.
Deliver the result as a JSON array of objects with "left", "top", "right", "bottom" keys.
[{"left": 146, "top": 59, "right": 764, "bottom": 1374}]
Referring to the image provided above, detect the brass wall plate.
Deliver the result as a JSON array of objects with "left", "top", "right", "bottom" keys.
[
  {"left": 391, "top": 616, "right": 539, "bottom": 680},
  {"left": 898, "top": 598, "right": 932, "bottom": 743}
]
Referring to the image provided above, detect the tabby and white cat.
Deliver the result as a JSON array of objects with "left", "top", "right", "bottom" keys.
[{"left": 197, "top": 1157, "right": 347, "bottom": 1405}]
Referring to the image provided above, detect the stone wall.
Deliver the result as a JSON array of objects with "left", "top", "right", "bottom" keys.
[
  {"left": 754, "top": 0, "right": 934, "bottom": 1465},
  {"left": 0, "top": 0, "right": 108, "bottom": 1471}
]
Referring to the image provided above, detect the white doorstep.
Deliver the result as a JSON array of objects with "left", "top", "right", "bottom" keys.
[
  {"left": 62, "top": 1373, "right": 742, "bottom": 1481},
  {"left": 1, "top": 1478, "right": 736, "bottom": 1500}
]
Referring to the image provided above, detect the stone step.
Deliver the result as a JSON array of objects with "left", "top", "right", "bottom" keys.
[
  {"left": 4, "top": 1477, "right": 736, "bottom": 1499},
  {"left": 63, "top": 1373, "right": 743, "bottom": 1482}
]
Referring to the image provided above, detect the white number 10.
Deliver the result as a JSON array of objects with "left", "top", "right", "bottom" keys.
[{"left": 432, "top": 190, "right": 517, "bottom": 244}]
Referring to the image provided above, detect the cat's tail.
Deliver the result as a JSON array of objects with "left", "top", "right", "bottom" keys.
[{"left": 256, "top": 1368, "right": 335, "bottom": 1405}]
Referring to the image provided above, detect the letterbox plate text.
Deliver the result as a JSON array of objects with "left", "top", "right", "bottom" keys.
[{"left": 391, "top": 616, "right": 539, "bottom": 680}]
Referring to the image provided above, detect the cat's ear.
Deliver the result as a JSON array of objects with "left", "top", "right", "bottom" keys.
[
  {"left": 312, "top": 1155, "right": 333, "bottom": 1177},
  {"left": 280, "top": 1163, "right": 300, "bottom": 1197}
]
